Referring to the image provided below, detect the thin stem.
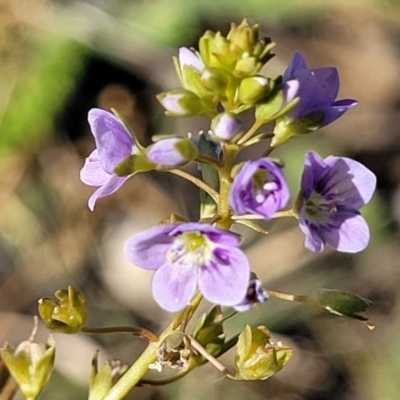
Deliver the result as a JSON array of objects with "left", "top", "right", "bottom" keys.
[
  {"left": 81, "top": 326, "right": 158, "bottom": 342},
  {"left": 261, "top": 144, "right": 275, "bottom": 157},
  {"left": 266, "top": 289, "right": 307, "bottom": 303},
  {"left": 196, "top": 153, "right": 224, "bottom": 169},
  {"left": 237, "top": 120, "right": 262, "bottom": 146},
  {"left": 188, "top": 336, "right": 235, "bottom": 379},
  {"left": 168, "top": 169, "right": 219, "bottom": 203}
]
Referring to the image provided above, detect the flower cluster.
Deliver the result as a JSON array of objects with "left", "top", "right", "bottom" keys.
[{"left": 79, "top": 19, "right": 376, "bottom": 316}]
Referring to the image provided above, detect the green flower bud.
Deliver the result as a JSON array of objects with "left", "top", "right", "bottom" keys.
[
  {"left": 38, "top": 286, "right": 88, "bottom": 334},
  {"left": 235, "top": 325, "right": 293, "bottom": 380},
  {"left": 192, "top": 306, "right": 225, "bottom": 360},
  {"left": 1, "top": 333, "right": 55, "bottom": 400},
  {"left": 238, "top": 76, "right": 271, "bottom": 104}
]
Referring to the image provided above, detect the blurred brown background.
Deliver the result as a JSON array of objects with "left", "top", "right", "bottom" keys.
[{"left": 0, "top": 0, "right": 399, "bottom": 399}]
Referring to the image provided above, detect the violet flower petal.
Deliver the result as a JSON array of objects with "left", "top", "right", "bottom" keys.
[
  {"left": 88, "top": 175, "right": 128, "bottom": 211},
  {"left": 152, "top": 263, "right": 198, "bottom": 312},
  {"left": 198, "top": 247, "right": 249, "bottom": 306},
  {"left": 125, "top": 224, "right": 176, "bottom": 270},
  {"left": 323, "top": 213, "right": 370, "bottom": 253},
  {"left": 88, "top": 108, "right": 134, "bottom": 174},
  {"left": 80, "top": 150, "right": 109, "bottom": 186}
]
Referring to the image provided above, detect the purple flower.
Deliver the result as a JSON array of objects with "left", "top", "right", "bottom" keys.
[
  {"left": 229, "top": 158, "right": 290, "bottom": 219},
  {"left": 125, "top": 223, "right": 250, "bottom": 312},
  {"left": 80, "top": 109, "right": 134, "bottom": 211},
  {"left": 233, "top": 273, "right": 268, "bottom": 312},
  {"left": 298, "top": 151, "right": 376, "bottom": 253},
  {"left": 283, "top": 51, "right": 357, "bottom": 127}
]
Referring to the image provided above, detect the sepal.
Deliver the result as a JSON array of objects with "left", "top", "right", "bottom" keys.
[
  {"left": 271, "top": 112, "right": 324, "bottom": 147},
  {"left": 113, "top": 154, "right": 155, "bottom": 176}
]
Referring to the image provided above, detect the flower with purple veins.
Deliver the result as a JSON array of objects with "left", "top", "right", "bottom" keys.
[
  {"left": 125, "top": 223, "right": 250, "bottom": 312},
  {"left": 233, "top": 273, "right": 269, "bottom": 312},
  {"left": 229, "top": 158, "right": 290, "bottom": 219},
  {"left": 80, "top": 108, "right": 134, "bottom": 211},
  {"left": 272, "top": 52, "right": 357, "bottom": 146},
  {"left": 283, "top": 51, "right": 357, "bottom": 126},
  {"left": 298, "top": 151, "right": 376, "bottom": 253}
]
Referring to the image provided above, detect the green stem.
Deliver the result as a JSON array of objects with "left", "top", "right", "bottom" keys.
[
  {"left": 266, "top": 289, "right": 307, "bottom": 303},
  {"left": 237, "top": 120, "right": 262, "bottom": 146},
  {"left": 261, "top": 144, "right": 275, "bottom": 157},
  {"left": 196, "top": 153, "right": 224, "bottom": 169},
  {"left": 102, "top": 294, "right": 203, "bottom": 400},
  {"left": 168, "top": 169, "right": 220, "bottom": 203}
]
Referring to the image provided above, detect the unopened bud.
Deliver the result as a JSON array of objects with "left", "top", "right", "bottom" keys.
[
  {"left": 147, "top": 138, "right": 198, "bottom": 168},
  {"left": 211, "top": 113, "right": 242, "bottom": 141},
  {"left": 238, "top": 76, "right": 271, "bottom": 104},
  {"left": 157, "top": 89, "right": 209, "bottom": 117}
]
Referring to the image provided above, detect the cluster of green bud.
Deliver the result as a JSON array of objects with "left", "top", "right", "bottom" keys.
[
  {"left": 38, "top": 286, "right": 88, "bottom": 334},
  {"left": 158, "top": 19, "right": 289, "bottom": 120},
  {"left": 199, "top": 20, "right": 274, "bottom": 79}
]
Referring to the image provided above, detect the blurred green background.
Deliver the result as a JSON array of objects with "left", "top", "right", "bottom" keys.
[{"left": 1, "top": 0, "right": 400, "bottom": 399}]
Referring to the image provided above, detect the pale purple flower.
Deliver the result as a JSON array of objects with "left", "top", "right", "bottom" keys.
[
  {"left": 283, "top": 51, "right": 357, "bottom": 127},
  {"left": 125, "top": 223, "right": 250, "bottom": 312},
  {"left": 229, "top": 158, "right": 290, "bottom": 219},
  {"left": 298, "top": 151, "right": 376, "bottom": 253},
  {"left": 80, "top": 108, "right": 134, "bottom": 211},
  {"left": 147, "top": 138, "right": 198, "bottom": 168},
  {"left": 233, "top": 273, "right": 268, "bottom": 312}
]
